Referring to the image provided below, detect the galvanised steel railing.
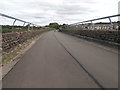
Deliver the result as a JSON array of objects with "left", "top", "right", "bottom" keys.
[
  {"left": 0, "top": 13, "right": 40, "bottom": 30},
  {"left": 71, "top": 14, "right": 120, "bottom": 30}
]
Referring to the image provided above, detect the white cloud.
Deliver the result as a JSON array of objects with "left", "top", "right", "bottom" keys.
[{"left": 0, "top": 0, "right": 119, "bottom": 26}]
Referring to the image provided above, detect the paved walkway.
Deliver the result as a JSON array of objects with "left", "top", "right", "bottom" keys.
[{"left": 3, "top": 31, "right": 118, "bottom": 88}]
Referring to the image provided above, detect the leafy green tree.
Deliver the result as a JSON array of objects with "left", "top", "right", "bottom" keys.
[
  {"left": 49, "top": 22, "right": 59, "bottom": 29},
  {"left": 118, "top": 26, "right": 120, "bottom": 30}
]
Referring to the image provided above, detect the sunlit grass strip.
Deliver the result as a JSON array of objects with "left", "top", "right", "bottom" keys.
[
  {"left": 1, "top": 30, "right": 49, "bottom": 65},
  {"left": 2, "top": 29, "right": 29, "bottom": 33},
  {"left": 2, "top": 39, "right": 32, "bottom": 65}
]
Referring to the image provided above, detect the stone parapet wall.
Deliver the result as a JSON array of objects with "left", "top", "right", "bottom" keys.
[
  {"left": 61, "top": 30, "right": 119, "bottom": 44},
  {"left": 2, "top": 30, "right": 49, "bottom": 53}
]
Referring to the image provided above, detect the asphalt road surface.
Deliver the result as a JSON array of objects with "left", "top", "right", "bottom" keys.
[{"left": 3, "top": 31, "right": 118, "bottom": 88}]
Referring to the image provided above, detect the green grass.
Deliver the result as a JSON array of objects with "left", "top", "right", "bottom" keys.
[
  {"left": 2, "top": 39, "right": 31, "bottom": 64},
  {"left": 2, "top": 46, "right": 21, "bottom": 64},
  {"left": 2, "top": 28, "right": 29, "bottom": 33}
]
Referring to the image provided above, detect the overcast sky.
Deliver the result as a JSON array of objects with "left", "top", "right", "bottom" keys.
[{"left": 0, "top": 0, "right": 119, "bottom": 26}]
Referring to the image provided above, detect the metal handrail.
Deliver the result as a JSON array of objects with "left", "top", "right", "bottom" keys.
[
  {"left": 72, "top": 14, "right": 120, "bottom": 25},
  {"left": 0, "top": 13, "right": 29, "bottom": 24},
  {"left": 0, "top": 13, "right": 40, "bottom": 30},
  {"left": 70, "top": 14, "right": 120, "bottom": 30}
]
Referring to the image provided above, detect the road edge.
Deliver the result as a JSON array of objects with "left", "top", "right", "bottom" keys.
[{"left": 2, "top": 32, "right": 48, "bottom": 79}]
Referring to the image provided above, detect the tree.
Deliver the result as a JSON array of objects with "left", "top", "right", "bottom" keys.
[
  {"left": 118, "top": 26, "right": 120, "bottom": 30},
  {"left": 49, "top": 22, "right": 59, "bottom": 29}
]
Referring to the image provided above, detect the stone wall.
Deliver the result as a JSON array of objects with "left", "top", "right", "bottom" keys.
[
  {"left": 61, "top": 30, "right": 119, "bottom": 44},
  {"left": 2, "top": 30, "right": 49, "bottom": 53}
]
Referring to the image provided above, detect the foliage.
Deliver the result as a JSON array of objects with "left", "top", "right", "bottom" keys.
[
  {"left": 48, "top": 22, "right": 59, "bottom": 29},
  {"left": 118, "top": 26, "right": 120, "bottom": 30},
  {"left": 2, "top": 25, "right": 42, "bottom": 33}
]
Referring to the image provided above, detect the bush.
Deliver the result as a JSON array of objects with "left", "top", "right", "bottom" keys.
[{"left": 118, "top": 26, "right": 120, "bottom": 30}]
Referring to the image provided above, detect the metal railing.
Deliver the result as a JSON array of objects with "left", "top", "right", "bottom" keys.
[
  {"left": 0, "top": 13, "right": 40, "bottom": 30},
  {"left": 71, "top": 14, "right": 120, "bottom": 30}
]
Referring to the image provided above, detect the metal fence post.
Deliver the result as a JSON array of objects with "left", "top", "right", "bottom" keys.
[
  {"left": 22, "top": 22, "right": 26, "bottom": 30},
  {"left": 32, "top": 25, "right": 33, "bottom": 30},
  {"left": 0, "top": 25, "right": 2, "bottom": 33},
  {"left": 0, "top": 13, "right": 41, "bottom": 31},
  {"left": 71, "top": 14, "right": 120, "bottom": 31},
  {"left": 12, "top": 19, "right": 16, "bottom": 29},
  {"left": 23, "top": 22, "right": 26, "bottom": 26},
  {"left": 28, "top": 24, "right": 30, "bottom": 30},
  {"left": 91, "top": 21, "right": 95, "bottom": 30},
  {"left": 108, "top": 17, "right": 113, "bottom": 30}
]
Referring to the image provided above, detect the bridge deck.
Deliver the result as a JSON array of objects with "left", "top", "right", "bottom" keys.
[{"left": 3, "top": 31, "right": 118, "bottom": 88}]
